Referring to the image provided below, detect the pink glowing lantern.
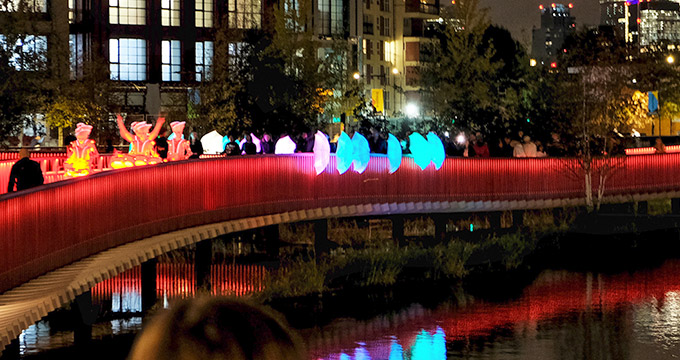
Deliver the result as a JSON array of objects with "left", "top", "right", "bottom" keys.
[
  {"left": 313, "top": 131, "right": 331, "bottom": 175},
  {"left": 167, "top": 121, "right": 193, "bottom": 161},
  {"left": 64, "top": 123, "right": 99, "bottom": 178}
]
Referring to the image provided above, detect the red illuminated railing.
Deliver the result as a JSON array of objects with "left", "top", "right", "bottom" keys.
[
  {"left": 1, "top": 154, "right": 680, "bottom": 293},
  {"left": 625, "top": 145, "right": 680, "bottom": 155}
]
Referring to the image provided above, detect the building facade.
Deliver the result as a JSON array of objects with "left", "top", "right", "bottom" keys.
[
  {"left": 600, "top": 0, "right": 680, "bottom": 47},
  {"left": 532, "top": 3, "right": 576, "bottom": 64}
]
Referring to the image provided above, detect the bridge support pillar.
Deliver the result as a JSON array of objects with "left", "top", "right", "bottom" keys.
[
  {"left": 391, "top": 216, "right": 405, "bottom": 247},
  {"left": 1, "top": 338, "right": 20, "bottom": 359},
  {"left": 434, "top": 214, "right": 447, "bottom": 242},
  {"left": 488, "top": 212, "right": 502, "bottom": 229},
  {"left": 637, "top": 201, "right": 648, "bottom": 215},
  {"left": 512, "top": 210, "right": 524, "bottom": 228},
  {"left": 141, "top": 258, "right": 157, "bottom": 311},
  {"left": 673, "top": 198, "right": 680, "bottom": 214},
  {"left": 263, "top": 225, "right": 280, "bottom": 258},
  {"left": 195, "top": 240, "right": 213, "bottom": 294},
  {"left": 314, "top": 219, "right": 330, "bottom": 259},
  {"left": 73, "top": 291, "right": 97, "bottom": 345}
]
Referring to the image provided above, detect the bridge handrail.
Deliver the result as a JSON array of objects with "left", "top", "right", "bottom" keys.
[{"left": 1, "top": 154, "right": 680, "bottom": 293}]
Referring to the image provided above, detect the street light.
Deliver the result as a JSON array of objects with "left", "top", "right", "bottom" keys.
[
  {"left": 668, "top": 55, "right": 675, "bottom": 64},
  {"left": 353, "top": 72, "right": 361, "bottom": 80},
  {"left": 392, "top": 67, "right": 399, "bottom": 75},
  {"left": 405, "top": 103, "right": 419, "bottom": 118}
]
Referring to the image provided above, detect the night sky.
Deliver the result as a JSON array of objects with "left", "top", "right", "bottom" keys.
[{"left": 479, "top": 0, "right": 601, "bottom": 49}]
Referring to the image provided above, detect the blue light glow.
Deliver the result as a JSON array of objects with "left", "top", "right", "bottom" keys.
[
  {"left": 354, "top": 345, "right": 370, "bottom": 360},
  {"left": 389, "top": 338, "right": 404, "bottom": 360},
  {"left": 336, "top": 132, "right": 354, "bottom": 174},
  {"left": 411, "top": 327, "right": 446, "bottom": 360},
  {"left": 387, "top": 134, "right": 402, "bottom": 174},
  {"left": 352, "top": 132, "right": 370, "bottom": 174},
  {"left": 427, "top": 132, "right": 445, "bottom": 170},
  {"left": 313, "top": 131, "right": 331, "bottom": 175},
  {"left": 409, "top": 133, "right": 431, "bottom": 170}
]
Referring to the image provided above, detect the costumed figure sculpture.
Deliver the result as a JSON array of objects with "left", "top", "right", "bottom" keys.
[
  {"left": 166, "top": 121, "right": 193, "bottom": 161},
  {"left": 111, "top": 114, "right": 165, "bottom": 169},
  {"left": 64, "top": 123, "right": 100, "bottom": 178}
]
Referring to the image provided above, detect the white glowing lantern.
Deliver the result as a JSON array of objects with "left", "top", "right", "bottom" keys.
[
  {"left": 313, "top": 131, "right": 331, "bottom": 175},
  {"left": 275, "top": 135, "right": 297, "bottom": 154},
  {"left": 200, "top": 130, "right": 224, "bottom": 154}
]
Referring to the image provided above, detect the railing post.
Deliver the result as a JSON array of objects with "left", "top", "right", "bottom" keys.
[
  {"left": 391, "top": 215, "right": 405, "bottom": 247},
  {"left": 195, "top": 240, "right": 213, "bottom": 294},
  {"left": 141, "top": 258, "right": 157, "bottom": 311},
  {"left": 314, "top": 219, "right": 330, "bottom": 259}
]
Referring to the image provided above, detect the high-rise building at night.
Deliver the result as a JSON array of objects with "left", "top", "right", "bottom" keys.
[
  {"left": 600, "top": 0, "right": 680, "bottom": 47},
  {"left": 531, "top": 3, "right": 576, "bottom": 64}
]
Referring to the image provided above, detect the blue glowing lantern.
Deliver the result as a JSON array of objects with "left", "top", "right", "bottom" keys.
[
  {"left": 427, "top": 132, "right": 445, "bottom": 170},
  {"left": 352, "top": 132, "right": 370, "bottom": 174},
  {"left": 389, "top": 338, "right": 404, "bottom": 360},
  {"left": 221, "top": 135, "right": 230, "bottom": 152},
  {"left": 409, "top": 133, "right": 431, "bottom": 170},
  {"left": 387, "top": 134, "right": 402, "bottom": 174},
  {"left": 336, "top": 132, "right": 354, "bottom": 174},
  {"left": 313, "top": 130, "right": 331, "bottom": 175}
]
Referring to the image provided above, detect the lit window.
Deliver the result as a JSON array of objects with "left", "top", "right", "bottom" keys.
[
  {"left": 0, "top": 34, "right": 47, "bottom": 71},
  {"left": 70, "top": 33, "right": 90, "bottom": 79},
  {"left": 228, "top": 0, "right": 261, "bottom": 29},
  {"left": 195, "top": 40, "right": 213, "bottom": 81},
  {"left": 195, "top": 0, "right": 214, "bottom": 27},
  {"left": 317, "top": 0, "right": 343, "bottom": 35},
  {"left": 162, "top": 40, "right": 181, "bottom": 82},
  {"left": 110, "top": 0, "right": 146, "bottom": 25},
  {"left": 109, "top": 38, "right": 146, "bottom": 81},
  {"left": 69, "top": 0, "right": 87, "bottom": 23},
  {"left": 161, "top": 0, "right": 180, "bottom": 26},
  {"left": 0, "top": 0, "right": 46, "bottom": 12},
  {"left": 228, "top": 42, "right": 246, "bottom": 66}
]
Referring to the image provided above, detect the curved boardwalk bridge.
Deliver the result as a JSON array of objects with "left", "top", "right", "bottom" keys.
[{"left": 1, "top": 153, "right": 680, "bottom": 351}]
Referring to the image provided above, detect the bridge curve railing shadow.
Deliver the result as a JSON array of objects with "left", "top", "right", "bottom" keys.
[{"left": 1, "top": 154, "right": 680, "bottom": 293}]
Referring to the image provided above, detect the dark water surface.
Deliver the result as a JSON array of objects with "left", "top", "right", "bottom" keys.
[{"left": 14, "top": 259, "right": 680, "bottom": 359}]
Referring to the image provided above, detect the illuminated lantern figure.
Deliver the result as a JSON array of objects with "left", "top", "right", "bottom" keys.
[
  {"left": 427, "top": 132, "right": 445, "bottom": 170},
  {"left": 274, "top": 135, "right": 297, "bottom": 155},
  {"left": 111, "top": 114, "right": 165, "bottom": 168},
  {"left": 167, "top": 121, "right": 193, "bottom": 161},
  {"left": 64, "top": 123, "right": 99, "bottom": 178},
  {"left": 409, "top": 133, "right": 431, "bottom": 170},
  {"left": 313, "top": 131, "right": 330, "bottom": 175},
  {"left": 335, "top": 132, "right": 353, "bottom": 174},
  {"left": 352, "top": 132, "right": 370, "bottom": 174},
  {"left": 387, "top": 134, "right": 402, "bottom": 174}
]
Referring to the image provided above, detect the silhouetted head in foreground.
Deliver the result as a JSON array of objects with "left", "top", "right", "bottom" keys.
[{"left": 128, "top": 297, "right": 304, "bottom": 360}]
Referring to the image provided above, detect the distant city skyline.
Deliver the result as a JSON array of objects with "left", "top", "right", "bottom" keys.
[{"left": 480, "top": 0, "right": 600, "bottom": 49}]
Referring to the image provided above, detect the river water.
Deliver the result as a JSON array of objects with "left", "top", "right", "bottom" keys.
[{"left": 14, "top": 258, "right": 680, "bottom": 359}]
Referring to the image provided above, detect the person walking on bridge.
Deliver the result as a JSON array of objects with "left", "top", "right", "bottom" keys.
[{"left": 7, "top": 148, "right": 44, "bottom": 193}]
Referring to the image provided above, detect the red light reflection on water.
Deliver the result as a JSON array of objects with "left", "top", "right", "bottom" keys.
[
  {"left": 91, "top": 263, "right": 267, "bottom": 311},
  {"left": 308, "top": 260, "right": 680, "bottom": 360}
]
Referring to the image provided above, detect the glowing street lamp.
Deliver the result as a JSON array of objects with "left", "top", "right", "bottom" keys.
[
  {"left": 530, "top": 58, "right": 537, "bottom": 67},
  {"left": 668, "top": 55, "right": 675, "bottom": 64},
  {"left": 353, "top": 72, "right": 361, "bottom": 80},
  {"left": 392, "top": 67, "right": 399, "bottom": 75},
  {"left": 405, "top": 103, "right": 419, "bottom": 118}
]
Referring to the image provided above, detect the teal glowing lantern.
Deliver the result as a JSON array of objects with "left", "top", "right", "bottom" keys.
[
  {"left": 427, "top": 132, "right": 445, "bottom": 170},
  {"left": 409, "top": 133, "right": 431, "bottom": 170},
  {"left": 352, "top": 132, "right": 370, "bottom": 174},
  {"left": 387, "top": 134, "right": 402, "bottom": 174},
  {"left": 336, "top": 132, "right": 354, "bottom": 174},
  {"left": 313, "top": 131, "right": 330, "bottom": 175}
]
